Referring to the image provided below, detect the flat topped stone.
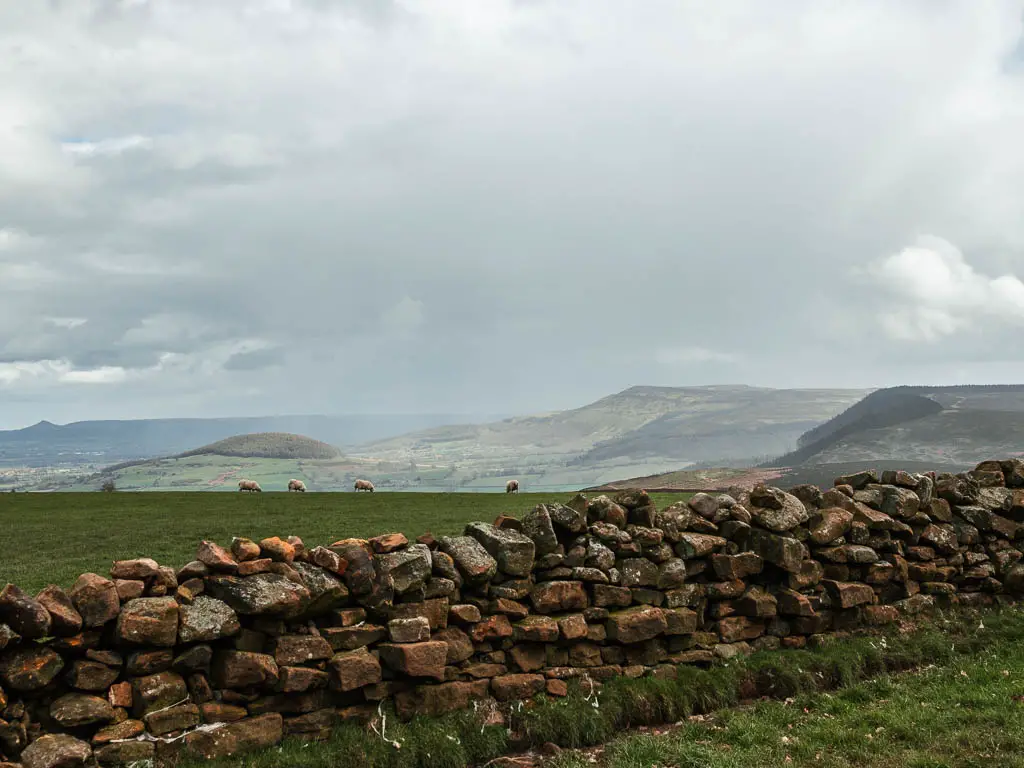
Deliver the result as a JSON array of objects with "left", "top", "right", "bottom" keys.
[
  {"left": 438, "top": 536, "right": 498, "bottom": 585},
  {"left": 205, "top": 573, "right": 310, "bottom": 618},
  {"left": 19, "top": 734, "right": 92, "bottom": 768},
  {"left": 116, "top": 597, "right": 179, "bottom": 647},
  {"left": 464, "top": 523, "right": 536, "bottom": 577},
  {"left": 178, "top": 595, "right": 241, "bottom": 643}
]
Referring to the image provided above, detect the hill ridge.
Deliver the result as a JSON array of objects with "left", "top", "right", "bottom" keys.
[{"left": 178, "top": 432, "right": 341, "bottom": 460}]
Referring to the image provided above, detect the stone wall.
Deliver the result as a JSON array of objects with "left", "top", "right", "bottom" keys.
[{"left": 2, "top": 459, "right": 1024, "bottom": 767}]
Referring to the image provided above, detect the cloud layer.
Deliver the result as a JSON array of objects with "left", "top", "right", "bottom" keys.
[{"left": 1, "top": 1, "right": 1023, "bottom": 427}]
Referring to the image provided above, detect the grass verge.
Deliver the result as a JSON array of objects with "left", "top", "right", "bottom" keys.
[{"left": 183, "top": 606, "right": 1023, "bottom": 768}]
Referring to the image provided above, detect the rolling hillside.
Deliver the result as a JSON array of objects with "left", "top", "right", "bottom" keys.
[
  {"left": 62, "top": 433, "right": 358, "bottom": 492},
  {"left": 352, "top": 385, "right": 870, "bottom": 488},
  {"left": 762, "top": 385, "right": 1024, "bottom": 468},
  {"left": 178, "top": 432, "right": 341, "bottom": 460},
  {"left": 0, "top": 413, "right": 503, "bottom": 468}
]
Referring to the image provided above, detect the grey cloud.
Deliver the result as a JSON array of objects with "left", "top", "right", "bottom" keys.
[
  {"left": 0, "top": 1, "right": 1023, "bottom": 427},
  {"left": 223, "top": 347, "right": 284, "bottom": 371}
]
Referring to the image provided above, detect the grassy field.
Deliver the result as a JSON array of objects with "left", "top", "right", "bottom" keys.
[
  {"left": 0, "top": 491, "right": 684, "bottom": 592},
  {"left": 180, "top": 607, "right": 1024, "bottom": 768},
  {"left": 551, "top": 619, "right": 1024, "bottom": 768}
]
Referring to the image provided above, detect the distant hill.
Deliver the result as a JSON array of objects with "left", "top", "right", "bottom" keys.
[
  {"left": 178, "top": 432, "right": 341, "bottom": 460},
  {"left": 353, "top": 385, "right": 870, "bottom": 488},
  {"left": 0, "top": 413, "right": 504, "bottom": 468},
  {"left": 591, "top": 459, "right": 972, "bottom": 493},
  {"left": 761, "top": 385, "right": 1024, "bottom": 467}
]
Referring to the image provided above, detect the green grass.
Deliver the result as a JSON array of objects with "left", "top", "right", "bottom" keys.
[
  {"left": 549, "top": 614, "right": 1024, "bottom": 768},
  {"left": 0, "top": 491, "right": 684, "bottom": 592},
  {"left": 178, "top": 607, "right": 1024, "bottom": 768}
]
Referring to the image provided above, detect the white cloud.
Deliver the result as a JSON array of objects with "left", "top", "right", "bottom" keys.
[
  {"left": 865, "top": 236, "right": 1024, "bottom": 342},
  {"left": 46, "top": 317, "right": 88, "bottom": 329},
  {"left": 61, "top": 366, "right": 128, "bottom": 384},
  {"left": 2, "top": 2, "right": 1024, "bottom": 423},
  {"left": 61, "top": 135, "right": 153, "bottom": 157}
]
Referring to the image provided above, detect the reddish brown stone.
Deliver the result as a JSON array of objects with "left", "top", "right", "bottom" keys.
[
  {"left": 197, "top": 541, "right": 238, "bottom": 573},
  {"left": 35, "top": 585, "right": 83, "bottom": 636},
  {"left": 569, "top": 643, "right": 603, "bottom": 667},
  {"left": 509, "top": 643, "right": 546, "bottom": 673},
  {"left": 183, "top": 713, "right": 283, "bottom": 760},
  {"left": 461, "top": 662, "right": 507, "bottom": 678},
  {"left": 716, "top": 616, "right": 765, "bottom": 643},
  {"left": 393, "top": 680, "right": 490, "bottom": 720},
  {"left": 201, "top": 702, "right": 250, "bottom": 723},
  {"left": 260, "top": 537, "right": 296, "bottom": 563},
  {"left": 0, "top": 645, "right": 64, "bottom": 691},
  {"left": 370, "top": 533, "right": 409, "bottom": 554},
  {"left": 469, "top": 614, "right": 513, "bottom": 643},
  {"left": 277, "top": 666, "right": 329, "bottom": 693},
  {"left": 328, "top": 648, "right": 382, "bottom": 692},
  {"left": 863, "top": 605, "right": 900, "bottom": 625},
  {"left": 126, "top": 649, "right": 173, "bottom": 676},
  {"left": 308, "top": 547, "right": 348, "bottom": 576},
  {"left": 529, "top": 581, "right": 588, "bottom": 614},
  {"left": 145, "top": 703, "right": 200, "bottom": 736},
  {"left": 389, "top": 598, "right": 450, "bottom": 630},
  {"left": 491, "top": 674, "right": 545, "bottom": 702},
  {"left": 237, "top": 559, "right": 273, "bottom": 577},
  {"left": 664, "top": 607, "right": 699, "bottom": 635},
  {"left": 558, "top": 614, "right": 588, "bottom": 641},
  {"left": 449, "top": 604, "right": 482, "bottom": 624},
  {"left": 0, "top": 584, "right": 51, "bottom": 639},
  {"left": 332, "top": 607, "right": 366, "bottom": 626},
  {"left": 512, "top": 615, "right": 559, "bottom": 642},
  {"left": 546, "top": 679, "right": 568, "bottom": 697},
  {"left": 321, "top": 625, "right": 387, "bottom": 652},
  {"left": 113, "top": 579, "right": 145, "bottom": 602},
  {"left": 433, "top": 627, "right": 474, "bottom": 664},
  {"left": 490, "top": 598, "right": 529, "bottom": 620},
  {"left": 710, "top": 553, "right": 765, "bottom": 580},
  {"left": 110, "top": 558, "right": 160, "bottom": 580},
  {"left": 93, "top": 718, "right": 144, "bottom": 745},
  {"left": 378, "top": 641, "right": 448, "bottom": 680},
  {"left": 775, "top": 589, "right": 815, "bottom": 617},
  {"left": 591, "top": 584, "right": 632, "bottom": 608},
  {"left": 69, "top": 573, "right": 121, "bottom": 628},
  {"left": 131, "top": 671, "right": 187, "bottom": 717},
  {"left": 231, "top": 538, "right": 262, "bottom": 562},
  {"left": 605, "top": 606, "right": 667, "bottom": 643},
  {"left": 211, "top": 651, "right": 280, "bottom": 690},
  {"left": 109, "top": 682, "right": 132, "bottom": 709},
  {"left": 822, "top": 580, "right": 875, "bottom": 609},
  {"left": 271, "top": 635, "right": 333, "bottom": 666},
  {"left": 389, "top": 617, "right": 431, "bottom": 643},
  {"left": 66, "top": 660, "right": 119, "bottom": 692},
  {"left": 19, "top": 734, "right": 92, "bottom": 768},
  {"left": 50, "top": 693, "right": 115, "bottom": 727},
  {"left": 116, "top": 597, "right": 179, "bottom": 646},
  {"left": 734, "top": 587, "right": 778, "bottom": 618}
]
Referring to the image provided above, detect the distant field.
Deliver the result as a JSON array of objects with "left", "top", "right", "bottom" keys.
[{"left": 0, "top": 491, "right": 686, "bottom": 593}]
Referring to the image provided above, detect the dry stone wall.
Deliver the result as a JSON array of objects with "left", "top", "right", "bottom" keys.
[{"left": 3, "top": 459, "right": 1024, "bottom": 767}]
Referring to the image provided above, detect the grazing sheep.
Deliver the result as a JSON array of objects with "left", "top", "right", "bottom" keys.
[
  {"left": 506, "top": 479, "right": 519, "bottom": 494},
  {"left": 354, "top": 478, "right": 375, "bottom": 493},
  {"left": 288, "top": 479, "right": 307, "bottom": 492},
  {"left": 238, "top": 479, "right": 262, "bottom": 493}
]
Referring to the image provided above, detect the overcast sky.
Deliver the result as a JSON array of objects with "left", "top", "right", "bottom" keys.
[{"left": 2, "top": 1, "right": 1024, "bottom": 429}]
